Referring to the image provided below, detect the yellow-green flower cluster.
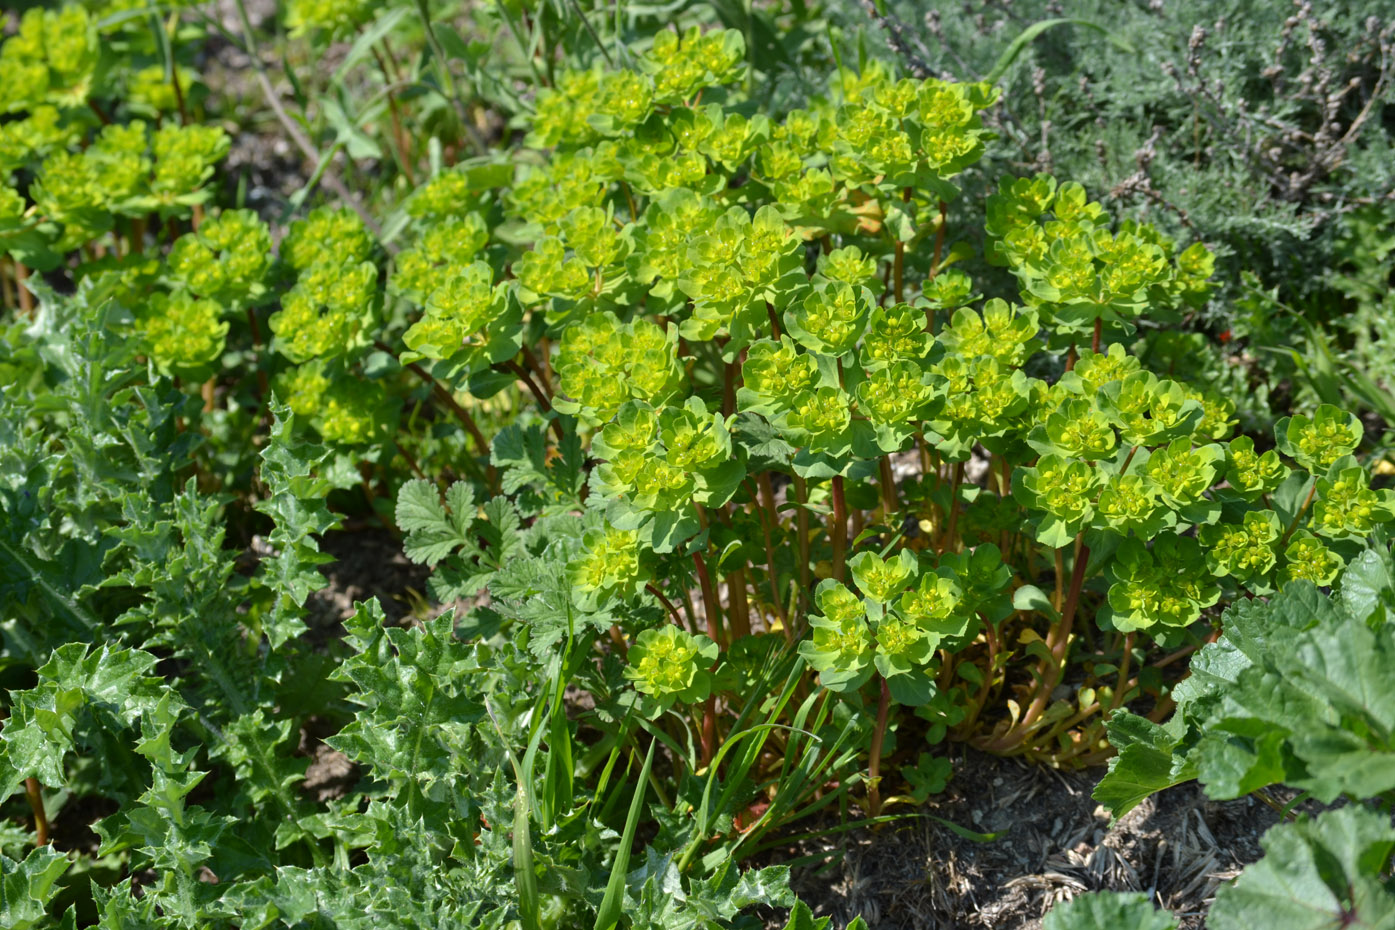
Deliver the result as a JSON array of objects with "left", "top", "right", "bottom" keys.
[
  {"left": 1107, "top": 536, "right": 1221, "bottom": 632},
  {"left": 0, "top": 6, "right": 99, "bottom": 112},
  {"left": 568, "top": 526, "right": 646, "bottom": 609},
  {"left": 624, "top": 626, "right": 718, "bottom": 712},
  {"left": 554, "top": 313, "right": 683, "bottom": 424},
  {"left": 400, "top": 261, "right": 515, "bottom": 367},
  {"left": 136, "top": 292, "right": 228, "bottom": 378},
  {"left": 1200, "top": 510, "right": 1281, "bottom": 581},
  {"left": 592, "top": 397, "right": 738, "bottom": 519},
  {"left": 986, "top": 175, "right": 1214, "bottom": 336},
  {"left": 285, "top": 0, "right": 375, "bottom": 38},
  {"left": 168, "top": 209, "right": 272, "bottom": 305},
  {"left": 275, "top": 360, "right": 393, "bottom": 445},
  {"left": 268, "top": 260, "right": 378, "bottom": 364},
  {"left": 281, "top": 207, "right": 373, "bottom": 273},
  {"left": 391, "top": 216, "right": 489, "bottom": 302}
]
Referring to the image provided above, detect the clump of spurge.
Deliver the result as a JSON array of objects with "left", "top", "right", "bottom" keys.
[{"left": 373, "top": 24, "right": 1395, "bottom": 820}]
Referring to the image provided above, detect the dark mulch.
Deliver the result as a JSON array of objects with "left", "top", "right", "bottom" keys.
[{"left": 768, "top": 747, "right": 1291, "bottom": 929}]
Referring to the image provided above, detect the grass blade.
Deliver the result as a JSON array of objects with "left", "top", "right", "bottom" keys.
[
  {"left": 594, "top": 738, "right": 655, "bottom": 930},
  {"left": 984, "top": 18, "right": 1133, "bottom": 85}
]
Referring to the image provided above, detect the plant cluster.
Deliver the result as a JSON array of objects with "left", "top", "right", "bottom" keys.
[
  {"left": 840, "top": 0, "right": 1395, "bottom": 433},
  {"left": 1044, "top": 545, "right": 1395, "bottom": 929},
  {"left": 2, "top": 2, "right": 1393, "bottom": 929}
]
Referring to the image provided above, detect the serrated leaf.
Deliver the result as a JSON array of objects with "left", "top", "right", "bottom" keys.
[
  {"left": 777, "top": 900, "right": 831, "bottom": 930},
  {"left": 396, "top": 479, "right": 475, "bottom": 565},
  {"left": 1209, "top": 807, "right": 1395, "bottom": 930},
  {"left": 0, "top": 846, "right": 72, "bottom": 930},
  {"left": 1341, "top": 547, "right": 1395, "bottom": 625},
  {"left": 1042, "top": 891, "right": 1178, "bottom": 930}
]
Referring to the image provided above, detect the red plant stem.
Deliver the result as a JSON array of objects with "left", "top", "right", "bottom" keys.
[
  {"left": 878, "top": 455, "right": 898, "bottom": 519},
  {"left": 866, "top": 676, "right": 892, "bottom": 817},
  {"left": 723, "top": 358, "right": 738, "bottom": 418},
  {"left": 692, "top": 551, "right": 722, "bottom": 646},
  {"left": 397, "top": 442, "right": 428, "bottom": 481},
  {"left": 387, "top": 344, "right": 496, "bottom": 487},
  {"left": 941, "top": 462, "right": 964, "bottom": 553},
  {"left": 700, "top": 694, "right": 717, "bottom": 769},
  {"left": 766, "top": 302, "right": 782, "bottom": 339},
  {"left": 1, "top": 259, "right": 13, "bottom": 310},
  {"left": 520, "top": 343, "right": 553, "bottom": 396},
  {"left": 728, "top": 568, "right": 752, "bottom": 639},
  {"left": 830, "top": 476, "right": 848, "bottom": 584},
  {"left": 923, "top": 200, "right": 948, "bottom": 331},
  {"left": 608, "top": 624, "right": 629, "bottom": 658},
  {"left": 692, "top": 550, "right": 723, "bottom": 769},
  {"left": 896, "top": 187, "right": 914, "bottom": 304},
  {"left": 538, "top": 335, "right": 554, "bottom": 391},
  {"left": 929, "top": 201, "right": 947, "bottom": 279},
  {"left": 620, "top": 180, "right": 639, "bottom": 221},
  {"left": 370, "top": 45, "right": 416, "bottom": 185},
  {"left": 25, "top": 778, "right": 49, "bottom": 847},
  {"left": 169, "top": 52, "right": 190, "bottom": 126},
  {"left": 893, "top": 241, "right": 905, "bottom": 304},
  {"left": 503, "top": 359, "right": 549, "bottom": 412},
  {"left": 1147, "top": 696, "right": 1176, "bottom": 723},
  {"left": 502, "top": 360, "right": 565, "bottom": 441},
  {"left": 646, "top": 582, "right": 688, "bottom": 631},
  {"left": 244, "top": 304, "right": 269, "bottom": 403},
  {"left": 1110, "top": 632, "right": 1135, "bottom": 711},
  {"left": 87, "top": 98, "right": 113, "bottom": 125},
  {"left": 999, "top": 458, "right": 1013, "bottom": 553},
  {"left": 1121, "top": 445, "right": 1140, "bottom": 474},
  {"left": 1153, "top": 643, "right": 1199, "bottom": 669},
  {"left": 418, "top": 366, "right": 489, "bottom": 452},
  {"left": 966, "top": 620, "right": 999, "bottom": 712},
  {"left": 1092, "top": 316, "right": 1103, "bottom": 354},
  {"left": 1054, "top": 548, "right": 1066, "bottom": 613}
]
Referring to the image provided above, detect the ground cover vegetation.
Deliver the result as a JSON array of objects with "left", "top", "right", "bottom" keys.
[{"left": 0, "top": 1, "right": 1391, "bottom": 928}]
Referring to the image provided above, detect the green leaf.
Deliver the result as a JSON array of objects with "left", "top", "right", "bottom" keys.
[
  {"left": 328, "top": 602, "right": 483, "bottom": 792},
  {"left": 1091, "top": 714, "right": 1194, "bottom": 820},
  {"left": 1341, "top": 547, "right": 1395, "bottom": 625},
  {"left": 928, "top": 816, "right": 1007, "bottom": 844},
  {"left": 0, "top": 644, "right": 170, "bottom": 800},
  {"left": 0, "top": 846, "right": 72, "bottom": 930},
  {"left": 776, "top": 899, "right": 831, "bottom": 930},
  {"left": 255, "top": 401, "right": 341, "bottom": 614},
  {"left": 984, "top": 19, "right": 1134, "bottom": 85},
  {"left": 1209, "top": 807, "right": 1395, "bottom": 930},
  {"left": 1012, "top": 584, "right": 1060, "bottom": 622},
  {"left": 1042, "top": 891, "right": 1178, "bottom": 930},
  {"left": 1099, "top": 555, "right": 1395, "bottom": 815},
  {"left": 594, "top": 739, "right": 655, "bottom": 930},
  {"left": 396, "top": 478, "right": 477, "bottom": 565}
]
